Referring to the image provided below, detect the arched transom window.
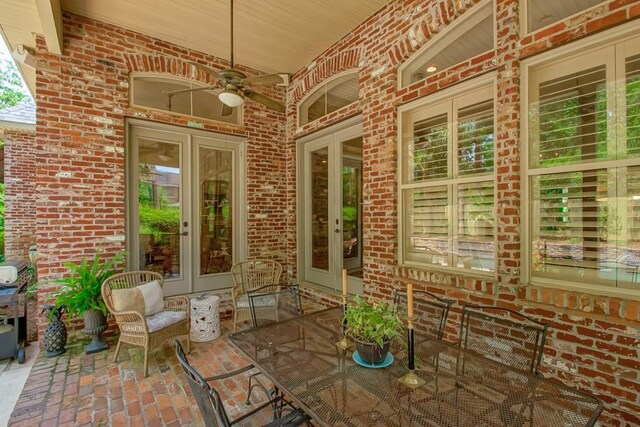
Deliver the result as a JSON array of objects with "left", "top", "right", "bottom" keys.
[
  {"left": 399, "top": 1, "right": 494, "bottom": 88},
  {"left": 298, "top": 70, "right": 359, "bottom": 126},
  {"left": 130, "top": 73, "right": 241, "bottom": 124}
]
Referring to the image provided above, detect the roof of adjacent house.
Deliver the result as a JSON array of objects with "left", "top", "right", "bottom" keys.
[{"left": 0, "top": 98, "right": 36, "bottom": 127}]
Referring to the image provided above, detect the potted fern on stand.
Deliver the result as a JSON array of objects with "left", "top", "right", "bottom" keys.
[{"left": 51, "top": 252, "right": 124, "bottom": 354}]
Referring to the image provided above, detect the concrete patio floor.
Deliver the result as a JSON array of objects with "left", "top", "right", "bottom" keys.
[{"left": 7, "top": 306, "right": 324, "bottom": 427}]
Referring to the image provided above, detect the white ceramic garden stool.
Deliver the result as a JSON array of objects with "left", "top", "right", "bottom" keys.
[{"left": 190, "top": 295, "right": 221, "bottom": 342}]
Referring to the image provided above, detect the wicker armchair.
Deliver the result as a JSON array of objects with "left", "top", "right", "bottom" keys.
[
  {"left": 231, "top": 260, "right": 282, "bottom": 332},
  {"left": 102, "top": 271, "right": 190, "bottom": 377}
]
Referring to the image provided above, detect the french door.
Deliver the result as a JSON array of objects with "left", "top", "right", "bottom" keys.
[
  {"left": 300, "top": 120, "right": 363, "bottom": 294},
  {"left": 127, "top": 121, "right": 245, "bottom": 296}
]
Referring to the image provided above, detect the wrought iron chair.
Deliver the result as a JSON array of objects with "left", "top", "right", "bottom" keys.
[
  {"left": 458, "top": 305, "right": 549, "bottom": 374},
  {"left": 174, "top": 340, "right": 309, "bottom": 427},
  {"left": 393, "top": 288, "right": 454, "bottom": 340},
  {"left": 231, "top": 260, "right": 282, "bottom": 332},
  {"left": 102, "top": 271, "right": 190, "bottom": 377},
  {"left": 454, "top": 305, "right": 550, "bottom": 425},
  {"left": 247, "top": 284, "right": 304, "bottom": 329}
]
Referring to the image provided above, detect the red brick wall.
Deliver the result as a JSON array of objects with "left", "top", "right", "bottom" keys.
[
  {"left": 4, "top": 130, "right": 37, "bottom": 261},
  {"left": 34, "top": 13, "right": 287, "bottom": 337},
  {"left": 287, "top": 0, "right": 640, "bottom": 425}
]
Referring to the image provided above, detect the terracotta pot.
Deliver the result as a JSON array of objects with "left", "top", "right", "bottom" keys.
[{"left": 354, "top": 337, "right": 391, "bottom": 365}]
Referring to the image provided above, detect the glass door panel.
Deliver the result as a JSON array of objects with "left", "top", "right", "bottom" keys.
[
  {"left": 192, "top": 135, "right": 240, "bottom": 293},
  {"left": 129, "top": 123, "right": 243, "bottom": 295},
  {"left": 312, "top": 148, "right": 330, "bottom": 271},
  {"left": 301, "top": 122, "right": 363, "bottom": 294},
  {"left": 342, "top": 152, "right": 363, "bottom": 278},
  {"left": 129, "top": 126, "right": 190, "bottom": 296},
  {"left": 198, "top": 146, "right": 233, "bottom": 275},
  {"left": 138, "top": 139, "right": 183, "bottom": 278}
]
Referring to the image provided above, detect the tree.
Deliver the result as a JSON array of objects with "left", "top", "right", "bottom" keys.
[{"left": 0, "top": 59, "right": 28, "bottom": 110}]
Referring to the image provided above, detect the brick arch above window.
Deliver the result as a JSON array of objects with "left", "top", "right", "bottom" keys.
[
  {"left": 122, "top": 53, "right": 217, "bottom": 87},
  {"left": 390, "top": 0, "right": 488, "bottom": 84},
  {"left": 290, "top": 47, "right": 363, "bottom": 105}
]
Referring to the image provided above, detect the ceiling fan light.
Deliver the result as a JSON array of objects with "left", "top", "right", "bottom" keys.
[{"left": 219, "top": 90, "right": 244, "bottom": 107}]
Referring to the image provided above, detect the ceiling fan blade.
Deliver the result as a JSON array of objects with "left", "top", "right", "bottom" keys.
[
  {"left": 221, "top": 104, "right": 233, "bottom": 116},
  {"left": 243, "top": 90, "right": 285, "bottom": 113},
  {"left": 191, "top": 62, "right": 223, "bottom": 80},
  {"left": 243, "top": 73, "right": 290, "bottom": 87}
]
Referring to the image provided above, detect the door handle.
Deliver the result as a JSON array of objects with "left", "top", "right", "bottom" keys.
[
  {"left": 180, "top": 231, "right": 189, "bottom": 236},
  {"left": 334, "top": 228, "right": 341, "bottom": 234}
]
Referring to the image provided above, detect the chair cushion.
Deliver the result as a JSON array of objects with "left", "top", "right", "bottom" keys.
[
  {"left": 236, "top": 294, "right": 277, "bottom": 308},
  {"left": 145, "top": 310, "right": 187, "bottom": 333},
  {"left": 111, "top": 280, "right": 164, "bottom": 316}
]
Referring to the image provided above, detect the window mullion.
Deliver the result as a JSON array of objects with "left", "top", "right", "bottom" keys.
[{"left": 450, "top": 99, "right": 458, "bottom": 268}]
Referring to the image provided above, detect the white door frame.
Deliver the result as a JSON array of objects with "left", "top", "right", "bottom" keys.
[
  {"left": 296, "top": 116, "right": 363, "bottom": 294},
  {"left": 126, "top": 119, "right": 246, "bottom": 295}
]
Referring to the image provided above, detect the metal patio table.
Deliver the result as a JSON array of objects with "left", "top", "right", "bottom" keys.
[{"left": 229, "top": 307, "right": 603, "bottom": 427}]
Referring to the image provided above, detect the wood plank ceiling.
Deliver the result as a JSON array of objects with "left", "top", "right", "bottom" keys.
[
  {"left": 0, "top": 0, "right": 388, "bottom": 94},
  {"left": 61, "top": 0, "right": 388, "bottom": 74}
]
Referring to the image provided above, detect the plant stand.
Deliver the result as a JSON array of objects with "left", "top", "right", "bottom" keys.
[{"left": 84, "top": 309, "right": 108, "bottom": 354}]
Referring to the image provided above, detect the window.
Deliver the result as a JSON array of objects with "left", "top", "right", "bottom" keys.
[
  {"left": 298, "top": 71, "right": 359, "bottom": 126},
  {"left": 130, "top": 74, "right": 240, "bottom": 124},
  {"left": 527, "top": 34, "right": 640, "bottom": 290},
  {"left": 525, "top": 0, "right": 604, "bottom": 33},
  {"left": 399, "top": 1, "right": 494, "bottom": 87},
  {"left": 401, "top": 83, "right": 495, "bottom": 273}
]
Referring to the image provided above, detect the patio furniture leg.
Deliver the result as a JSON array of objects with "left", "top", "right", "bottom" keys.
[
  {"left": 144, "top": 343, "right": 150, "bottom": 377},
  {"left": 113, "top": 339, "right": 122, "bottom": 362},
  {"left": 233, "top": 310, "right": 238, "bottom": 332}
]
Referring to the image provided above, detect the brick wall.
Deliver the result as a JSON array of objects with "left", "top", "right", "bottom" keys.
[
  {"left": 4, "top": 129, "right": 37, "bottom": 261},
  {"left": 33, "top": 13, "right": 287, "bottom": 338},
  {"left": 286, "top": 0, "right": 640, "bottom": 425}
]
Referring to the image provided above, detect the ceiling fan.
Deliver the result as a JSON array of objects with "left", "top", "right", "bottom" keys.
[{"left": 165, "top": 0, "right": 289, "bottom": 116}]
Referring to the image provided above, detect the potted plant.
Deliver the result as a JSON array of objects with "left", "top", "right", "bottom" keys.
[
  {"left": 51, "top": 252, "right": 124, "bottom": 354},
  {"left": 344, "top": 296, "right": 402, "bottom": 365}
]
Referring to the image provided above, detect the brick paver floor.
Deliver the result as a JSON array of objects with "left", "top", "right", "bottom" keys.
[{"left": 8, "top": 302, "right": 325, "bottom": 427}]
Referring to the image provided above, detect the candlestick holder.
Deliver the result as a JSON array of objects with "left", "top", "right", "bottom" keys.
[
  {"left": 335, "top": 295, "right": 352, "bottom": 350},
  {"left": 398, "top": 319, "right": 426, "bottom": 389}
]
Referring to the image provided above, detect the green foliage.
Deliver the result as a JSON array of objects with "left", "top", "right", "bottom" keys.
[
  {"left": 344, "top": 296, "right": 402, "bottom": 347},
  {"left": 139, "top": 205, "right": 180, "bottom": 237},
  {"left": 51, "top": 252, "right": 125, "bottom": 317},
  {"left": 0, "top": 60, "right": 28, "bottom": 110}
]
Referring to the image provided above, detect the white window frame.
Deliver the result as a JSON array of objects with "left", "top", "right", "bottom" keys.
[
  {"left": 519, "top": 0, "right": 607, "bottom": 36},
  {"left": 297, "top": 69, "right": 359, "bottom": 127},
  {"left": 397, "top": 0, "right": 495, "bottom": 89},
  {"left": 521, "top": 21, "right": 640, "bottom": 297},
  {"left": 398, "top": 73, "right": 497, "bottom": 277},
  {"left": 129, "top": 72, "right": 242, "bottom": 125}
]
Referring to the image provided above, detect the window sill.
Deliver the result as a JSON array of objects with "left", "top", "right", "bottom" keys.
[
  {"left": 526, "top": 277, "right": 640, "bottom": 301},
  {"left": 394, "top": 264, "right": 496, "bottom": 295}
]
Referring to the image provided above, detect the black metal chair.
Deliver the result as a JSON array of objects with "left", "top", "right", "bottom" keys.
[
  {"left": 393, "top": 288, "right": 454, "bottom": 340},
  {"left": 247, "top": 284, "right": 304, "bottom": 329},
  {"left": 174, "top": 340, "right": 309, "bottom": 427},
  {"left": 458, "top": 305, "right": 549, "bottom": 374}
]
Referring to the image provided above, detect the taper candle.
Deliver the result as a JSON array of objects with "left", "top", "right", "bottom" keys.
[
  {"left": 342, "top": 269, "right": 348, "bottom": 296},
  {"left": 407, "top": 283, "right": 414, "bottom": 320}
]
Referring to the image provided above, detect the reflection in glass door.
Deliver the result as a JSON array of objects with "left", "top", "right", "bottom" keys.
[
  {"left": 342, "top": 154, "right": 363, "bottom": 277},
  {"left": 301, "top": 122, "right": 363, "bottom": 294},
  {"left": 192, "top": 136, "right": 239, "bottom": 292},
  {"left": 311, "top": 147, "right": 329, "bottom": 271},
  {"left": 130, "top": 128, "right": 190, "bottom": 295},
  {"left": 128, "top": 123, "right": 244, "bottom": 296}
]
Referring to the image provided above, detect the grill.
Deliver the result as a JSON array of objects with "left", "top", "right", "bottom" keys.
[{"left": 0, "top": 259, "right": 30, "bottom": 364}]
